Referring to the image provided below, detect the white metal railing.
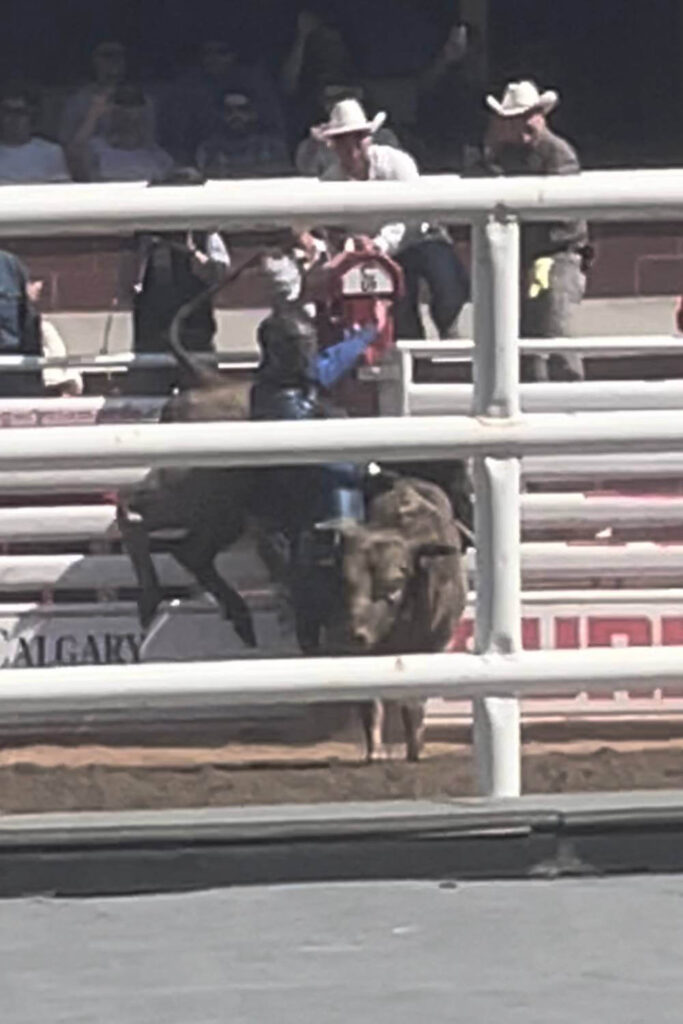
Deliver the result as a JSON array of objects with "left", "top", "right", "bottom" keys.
[
  {"left": 0, "top": 352, "right": 258, "bottom": 373},
  {"left": 377, "top": 343, "right": 683, "bottom": 416},
  {"left": 0, "top": 335, "right": 677, "bottom": 376},
  {"left": 2, "top": 493, "right": 681, "bottom": 543},
  {"left": 3, "top": 173, "right": 683, "bottom": 798},
  {"left": 397, "top": 337, "right": 683, "bottom": 360}
]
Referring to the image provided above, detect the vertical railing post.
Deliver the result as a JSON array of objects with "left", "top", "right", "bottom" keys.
[{"left": 471, "top": 214, "right": 522, "bottom": 797}]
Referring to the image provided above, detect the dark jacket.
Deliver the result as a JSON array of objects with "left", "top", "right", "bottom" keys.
[
  {"left": 133, "top": 236, "right": 217, "bottom": 353},
  {"left": 0, "top": 250, "right": 40, "bottom": 354},
  {"left": 250, "top": 315, "right": 377, "bottom": 421}
]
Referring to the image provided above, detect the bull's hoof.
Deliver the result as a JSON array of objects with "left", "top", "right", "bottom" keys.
[{"left": 365, "top": 746, "right": 390, "bottom": 764}]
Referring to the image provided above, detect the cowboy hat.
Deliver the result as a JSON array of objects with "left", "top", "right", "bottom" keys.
[
  {"left": 319, "top": 98, "right": 386, "bottom": 138},
  {"left": 486, "top": 80, "right": 559, "bottom": 118}
]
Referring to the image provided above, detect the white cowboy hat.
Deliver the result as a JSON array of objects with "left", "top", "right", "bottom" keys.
[
  {"left": 486, "top": 80, "right": 559, "bottom": 118},
  {"left": 319, "top": 98, "right": 386, "bottom": 138}
]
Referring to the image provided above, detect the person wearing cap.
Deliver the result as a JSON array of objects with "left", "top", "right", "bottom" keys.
[
  {"left": 59, "top": 40, "right": 155, "bottom": 153},
  {"left": 317, "top": 98, "right": 469, "bottom": 340},
  {"left": 477, "top": 80, "right": 590, "bottom": 381},
  {"left": 0, "top": 84, "right": 71, "bottom": 184},
  {"left": 195, "top": 90, "right": 291, "bottom": 179}
]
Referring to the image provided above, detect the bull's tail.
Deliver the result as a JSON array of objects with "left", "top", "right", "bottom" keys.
[{"left": 168, "top": 252, "right": 263, "bottom": 389}]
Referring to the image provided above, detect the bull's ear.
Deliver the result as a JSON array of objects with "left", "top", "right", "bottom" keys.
[{"left": 414, "top": 542, "right": 459, "bottom": 566}]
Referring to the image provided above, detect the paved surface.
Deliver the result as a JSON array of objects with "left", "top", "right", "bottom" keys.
[{"left": 3, "top": 874, "right": 683, "bottom": 1022}]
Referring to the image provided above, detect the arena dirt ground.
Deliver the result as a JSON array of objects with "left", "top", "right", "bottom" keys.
[{"left": 2, "top": 733, "right": 683, "bottom": 814}]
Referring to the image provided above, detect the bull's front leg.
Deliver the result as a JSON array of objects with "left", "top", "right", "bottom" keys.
[
  {"left": 116, "top": 506, "right": 164, "bottom": 630},
  {"left": 361, "top": 699, "right": 387, "bottom": 763}
]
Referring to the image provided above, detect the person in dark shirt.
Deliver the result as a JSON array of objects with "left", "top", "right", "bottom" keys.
[
  {"left": 196, "top": 91, "right": 291, "bottom": 179},
  {"left": 158, "top": 39, "right": 283, "bottom": 164},
  {"left": 0, "top": 249, "right": 42, "bottom": 396},
  {"left": 126, "top": 168, "right": 231, "bottom": 395},
  {"left": 417, "top": 21, "right": 486, "bottom": 171},
  {"left": 472, "top": 80, "right": 590, "bottom": 381}
]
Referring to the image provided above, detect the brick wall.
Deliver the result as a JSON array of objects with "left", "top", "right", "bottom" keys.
[{"left": 5, "top": 222, "right": 683, "bottom": 313}]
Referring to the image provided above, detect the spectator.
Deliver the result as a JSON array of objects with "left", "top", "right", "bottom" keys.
[
  {"left": 158, "top": 39, "right": 283, "bottom": 164},
  {"left": 417, "top": 21, "right": 486, "bottom": 170},
  {"left": 26, "top": 280, "right": 83, "bottom": 397},
  {"left": 319, "top": 99, "right": 469, "bottom": 340},
  {"left": 0, "top": 85, "right": 70, "bottom": 184},
  {"left": 72, "top": 84, "right": 174, "bottom": 182},
  {"left": 0, "top": 249, "right": 42, "bottom": 397},
  {"left": 196, "top": 91, "right": 291, "bottom": 179},
  {"left": 127, "top": 167, "right": 231, "bottom": 395},
  {"left": 476, "top": 80, "right": 590, "bottom": 381},
  {"left": 296, "top": 83, "right": 400, "bottom": 177},
  {"left": 59, "top": 40, "right": 155, "bottom": 150},
  {"left": 281, "top": 7, "right": 356, "bottom": 141}
]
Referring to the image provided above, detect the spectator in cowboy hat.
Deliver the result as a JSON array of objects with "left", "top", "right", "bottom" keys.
[
  {"left": 469, "top": 80, "right": 591, "bottom": 382},
  {"left": 295, "top": 83, "right": 401, "bottom": 177},
  {"left": 316, "top": 98, "right": 469, "bottom": 340}
]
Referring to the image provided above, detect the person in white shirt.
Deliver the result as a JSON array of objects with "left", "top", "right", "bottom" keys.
[
  {"left": 26, "top": 280, "right": 83, "bottom": 396},
  {"left": 71, "top": 84, "right": 173, "bottom": 183},
  {"left": 295, "top": 83, "right": 401, "bottom": 177},
  {"left": 59, "top": 40, "right": 155, "bottom": 152},
  {"left": 317, "top": 99, "right": 469, "bottom": 339},
  {"left": 0, "top": 87, "right": 71, "bottom": 184}
]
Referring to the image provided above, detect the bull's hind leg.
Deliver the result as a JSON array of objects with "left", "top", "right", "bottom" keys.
[
  {"left": 401, "top": 701, "right": 426, "bottom": 763},
  {"left": 361, "top": 700, "right": 387, "bottom": 763},
  {"left": 173, "top": 537, "right": 256, "bottom": 648},
  {"left": 117, "top": 508, "right": 164, "bottom": 629}
]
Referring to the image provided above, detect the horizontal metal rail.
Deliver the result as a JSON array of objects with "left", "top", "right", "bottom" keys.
[
  {"left": 2, "top": 170, "right": 683, "bottom": 237},
  {"left": 2, "top": 492, "right": 681, "bottom": 543},
  {"left": 3, "top": 459, "right": 683, "bottom": 496},
  {"left": 1, "top": 647, "right": 683, "bottom": 722},
  {"left": 3, "top": 588, "right": 683, "bottom": 618},
  {"left": 523, "top": 452, "right": 683, "bottom": 481},
  {"left": 0, "top": 353, "right": 258, "bottom": 373},
  {"left": 409, "top": 380, "right": 683, "bottom": 414},
  {"left": 399, "top": 336, "right": 683, "bottom": 360},
  {"left": 521, "top": 493, "right": 683, "bottom": 530},
  {"left": 0, "top": 396, "right": 163, "bottom": 421},
  {"left": 0, "top": 336, "right": 677, "bottom": 375},
  {"left": 0, "top": 544, "right": 681, "bottom": 592},
  {"left": 2, "top": 412, "right": 683, "bottom": 472}
]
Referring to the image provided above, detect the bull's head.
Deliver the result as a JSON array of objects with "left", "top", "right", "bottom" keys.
[{"left": 317, "top": 520, "right": 458, "bottom": 652}]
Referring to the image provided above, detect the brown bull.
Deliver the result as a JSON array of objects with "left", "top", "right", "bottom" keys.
[{"left": 321, "top": 475, "right": 468, "bottom": 762}]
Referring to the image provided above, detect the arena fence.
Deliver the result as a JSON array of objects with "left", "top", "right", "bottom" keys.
[{"left": 2, "top": 173, "right": 683, "bottom": 798}]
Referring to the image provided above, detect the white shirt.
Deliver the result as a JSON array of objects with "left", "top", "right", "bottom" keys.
[
  {"left": 0, "top": 138, "right": 71, "bottom": 184},
  {"left": 86, "top": 137, "right": 174, "bottom": 182},
  {"left": 41, "top": 319, "right": 83, "bottom": 393},
  {"left": 321, "top": 143, "right": 422, "bottom": 254},
  {"left": 297, "top": 127, "right": 401, "bottom": 177}
]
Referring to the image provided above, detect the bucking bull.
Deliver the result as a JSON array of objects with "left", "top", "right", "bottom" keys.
[{"left": 116, "top": 270, "right": 471, "bottom": 762}]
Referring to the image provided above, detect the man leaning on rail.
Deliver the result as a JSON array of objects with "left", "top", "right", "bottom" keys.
[{"left": 467, "top": 80, "right": 593, "bottom": 383}]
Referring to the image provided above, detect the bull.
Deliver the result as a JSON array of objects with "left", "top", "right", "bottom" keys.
[
  {"left": 317, "top": 473, "right": 468, "bottom": 763},
  {"left": 116, "top": 269, "right": 259, "bottom": 647}
]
